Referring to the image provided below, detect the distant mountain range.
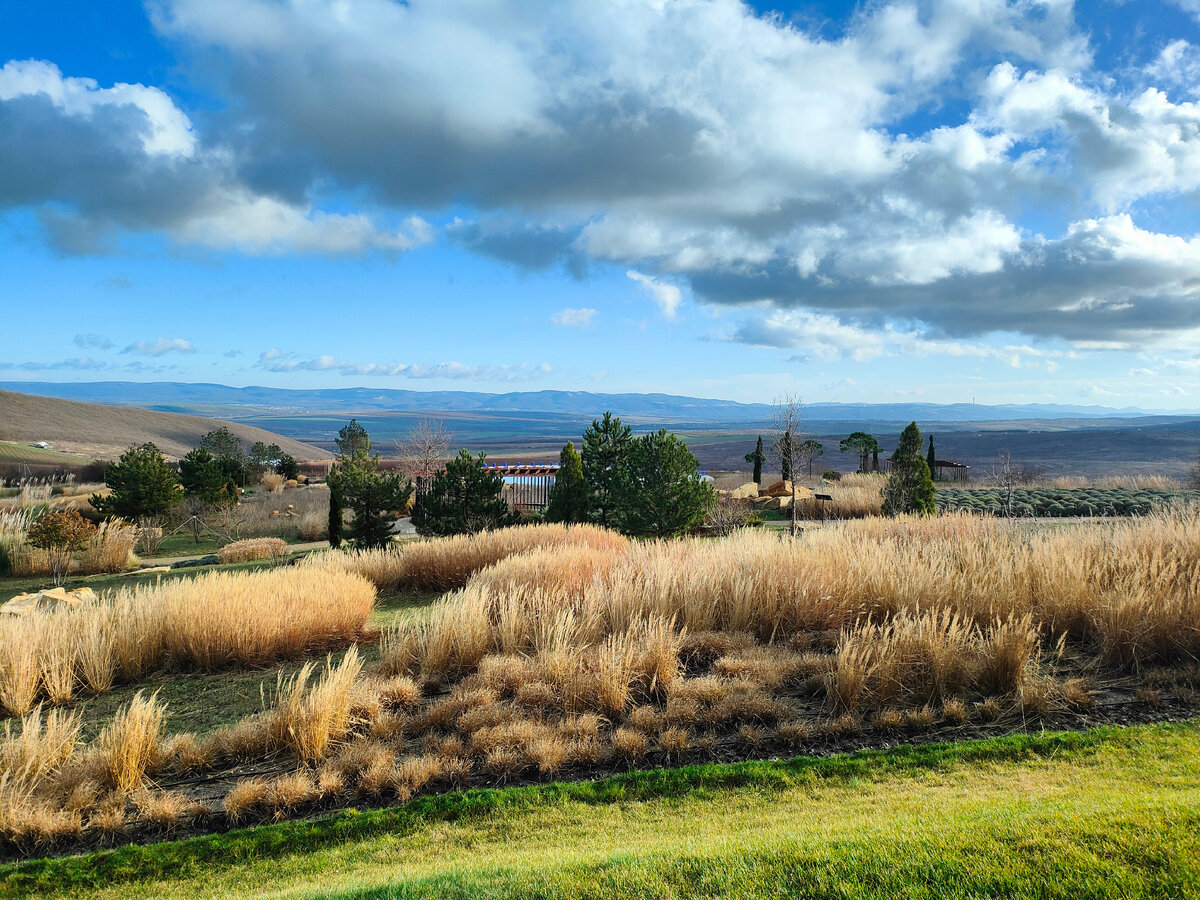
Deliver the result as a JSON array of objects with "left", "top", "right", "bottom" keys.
[{"left": 1, "top": 381, "right": 1189, "bottom": 426}]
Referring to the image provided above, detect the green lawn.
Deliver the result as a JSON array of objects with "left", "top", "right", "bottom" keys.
[{"left": 5, "top": 721, "right": 1197, "bottom": 899}]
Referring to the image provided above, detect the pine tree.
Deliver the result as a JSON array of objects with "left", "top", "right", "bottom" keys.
[
  {"left": 546, "top": 441, "right": 590, "bottom": 523},
  {"left": 581, "top": 412, "right": 632, "bottom": 528},
  {"left": 882, "top": 422, "right": 936, "bottom": 516},
  {"left": 179, "top": 448, "right": 232, "bottom": 505},
  {"left": 839, "top": 432, "right": 881, "bottom": 474},
  {"left": 335, "top": 419, "right": 372, "bottom": 459},
  {"left": 613, "top": 430, "right": 715, "bottom": 537},
  {"left": 327, "top": 420, "right": 413, "bottom": 548},
  {"left": 275, "top": 454, "right": 300, "bottom": 480},
  {"left": 91, "top": 443, "right": 181, "bottom": 519},
  {"left": 345, "top": 470, "right": 413, "bottom": 548},
  {"left": 199, "top": 426, "right": 248, "bottom": 485},
  {"left": 744, "top": 436, "right": 765, "bottom": 485},
  {"left": 411, "top": 450, "right": 517, "bottom": 536}
]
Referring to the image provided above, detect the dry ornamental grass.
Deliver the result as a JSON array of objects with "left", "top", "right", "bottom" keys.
[
  {"left": 4, "top": 514, "right": 1200, "bottom": 853},
  {"left": 0, "top": 567, "right": 376, "bottom": 717},
  {"left": 216, "top": 537, "right": 289, "bottom": 564}
]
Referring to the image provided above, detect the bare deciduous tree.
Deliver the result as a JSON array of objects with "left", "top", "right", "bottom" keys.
[
  {"left": 991, "top": 449, "right": 1032, "bottom": 518},
  {"left": 396, "top": 418, "right": 453, "bottom": 495},
  {"left": 772, "top": 393, "right": 804, "bottom": 537}
]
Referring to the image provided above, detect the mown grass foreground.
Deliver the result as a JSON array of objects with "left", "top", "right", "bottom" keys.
[{"left": 5, "top": 720, "right": 1198, "bottom": 899}]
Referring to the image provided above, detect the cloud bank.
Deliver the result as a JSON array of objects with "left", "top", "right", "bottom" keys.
[{"left": 4, "top": 0, "right": 1200, "bottom": 354}]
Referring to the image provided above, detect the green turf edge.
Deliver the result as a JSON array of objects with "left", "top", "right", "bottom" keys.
[{"left": 1, "top": 720, "right": 1188, "bottom": 897}]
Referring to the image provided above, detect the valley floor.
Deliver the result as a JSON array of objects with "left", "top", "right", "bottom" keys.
[{"left": 5, "top": 719, "right": 1198, "bottom": 900}]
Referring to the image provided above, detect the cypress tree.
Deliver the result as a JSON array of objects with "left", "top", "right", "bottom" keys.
[
  {"left": 774, "top": 433, "right": 794, "bottom": 483},
  {"left": 744, "top": 436, "right": 765, "bottom": 486},
  {"left": 327, "top": 485, "right": 344, "bottom": 548},
  {"left": 927, "top": 435, "right": 937, "bottom": 480}
]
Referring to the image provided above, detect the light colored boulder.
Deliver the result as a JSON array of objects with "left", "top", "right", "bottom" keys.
[
  {"left": 0, "top": 593, "right": 40, "bottom": 616},
  {"left": 730, "top": 482, "right": 760, "bottom": 500},
  {"left": 765, "top": 480, "right": 794, "bottom": 497},
  {"left": 0, "top": 586, "right": 96, "bottom": 616}
]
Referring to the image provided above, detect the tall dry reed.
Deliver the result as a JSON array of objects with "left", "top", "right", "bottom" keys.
[
  {"left": 0, "top": 567, "right": 376, "bottom": 716},
  {"left": 265, "top": 649, "right": 363, "bottom": 763},
  {"left": 382, "top": 508, "right": 1200, "bottom": 692},
  {"left": 310, "top": 523, "right": 629, "bottom": 593}
]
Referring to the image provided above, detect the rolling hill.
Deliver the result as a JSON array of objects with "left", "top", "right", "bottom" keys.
[{"left": 0, "top": 390, "right": 327, "bottom": 462}]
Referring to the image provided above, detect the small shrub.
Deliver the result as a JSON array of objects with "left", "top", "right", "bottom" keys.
[{"left": 25, "top": 509, "right": 95, "bottom": 584}]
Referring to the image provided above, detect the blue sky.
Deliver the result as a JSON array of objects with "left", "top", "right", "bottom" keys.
[{"left": 2, "top": 0, "right": 1200, "bottom": 409}]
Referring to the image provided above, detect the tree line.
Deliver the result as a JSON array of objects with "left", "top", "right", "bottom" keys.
[{"left": 89, "top": 428, "right": 301, "bottom": 521}]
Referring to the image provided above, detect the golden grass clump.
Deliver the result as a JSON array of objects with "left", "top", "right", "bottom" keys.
[
  {"left": 309, "top": 523, "right": 629, "bottom": 593},
  {"left": 223, "top": 778, "right": 270, "bottom": 824},
  {"left": 77, "top": 521, "right": 138, "bottom": 574},
  {"left": 659, "top": 725, "right": 690, "bottom": 757},
  {"left": 611, "top": 726, "right": 650, "bottom": 761},
  {"left": 126, "top": 566, "right": 373, "bottom": 671},
  {"left": 1, "top": 706, "right": 81, "bottom": 788},
  {"left": 795, "top": 473, "right": 884, "bottom": 519},
  {"left": 0, "top": 617, "right": 42, "bottom": 717},
  {"left": 266, "top": 649, "right": 363, "bottom": 763},
  {"left": 93, "top": 691, "right": 168, "bottom": 794},
  {"left": 216, "top": 537, "right": 289, "bottom": 564},
  {"left": 262, "top": 473, "right": 286, "bottom": 493},
  {"left": 134, "top": 790, "right": 203, "bottom": 830},
  {"left": 0, "top": 509, "right": 34, "bottom": 573},
  {"left": 297, "top": 511, "right": 327, "bottom": 541},
  {"left": 829, "top": 611, "right": 1039, "bottom": 713}
]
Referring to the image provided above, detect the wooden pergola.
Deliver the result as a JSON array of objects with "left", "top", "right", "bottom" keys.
[{"left": 485, "top": 462, "right": 560, "bottom": 509}]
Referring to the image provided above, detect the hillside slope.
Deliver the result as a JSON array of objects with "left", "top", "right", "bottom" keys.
[{"left": 0, "top": 390, "right": 327, "bottom": 461}]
